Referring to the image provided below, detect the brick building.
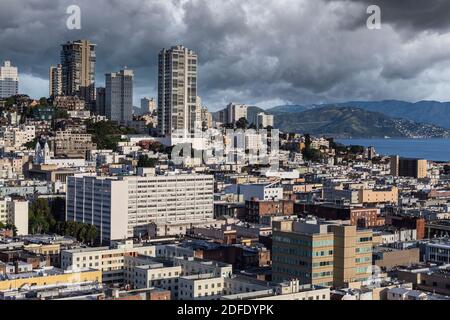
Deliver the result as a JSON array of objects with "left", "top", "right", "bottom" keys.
[{"left": 245, "top": 198, "right": 294, "bottom": 223}]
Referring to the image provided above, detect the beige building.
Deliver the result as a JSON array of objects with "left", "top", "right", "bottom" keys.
[
  {"left": 54, "top": 130, "right": 96, "bottom": 158},
  {"left": 255, "top": 112, "right": 274, "bottom": 128},
  {"left": 0, "top": 156, "right": 29, "bottom": 179},
  {"left": 23, "top": 243, "right": 61, "bottom": 266},
  {"left": 272, "top": 218, "right": 373, "bottom": 288},
  {"left": 61, "top": 240, "right": 156, "bottom": 284},
  {"left": 0, "top": 267, "right": 101, "bottom": 291},
  {"left": 0, "top": 125, "right": 35, "bottom": 150},
  {"left": 201, "top": 106, "right": 213, "bottom": 129},
  {"left": 219, "top": 103, "right": 248, "bottom": 125},
  {"left": 129, "top": 258, "right": 182, "bottom": 299},
  {"left": 0, "top": 197, "right": 28, "bottom": 235},
  {"left": 324, "top": 186, "right": 398, "bottom": 205},
  {"left": 53, "top": 95, "right": 85, "bottom": 110},
  {"left": 358, "top": 187, "right": 398, "bottom": 205}
]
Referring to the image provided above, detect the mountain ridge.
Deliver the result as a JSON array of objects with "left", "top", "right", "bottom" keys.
[{"left": 266, "top": 100, "right": 450, "bottom": 128}]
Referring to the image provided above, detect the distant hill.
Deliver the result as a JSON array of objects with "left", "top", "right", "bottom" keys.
[
  {"left": 273, "top": 106, "right": 450, "bottom": 138},
  {"left": 269, "top": 100, "right": 450, "bottom": 129},
  {"left": 266, "top": 105, "right": 312, "bottom": 114}
]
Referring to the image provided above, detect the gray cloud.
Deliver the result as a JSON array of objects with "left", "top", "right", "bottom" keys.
[{"left": 1, "top": 0, "right": 450, "bottom": 110}]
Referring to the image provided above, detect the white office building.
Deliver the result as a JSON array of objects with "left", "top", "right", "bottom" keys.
[
  {"left": 158, "top": 45, "right": 198, "bottom": 136},
  {"left": 224, "top": 182, "right": 284, "bottom": 201},
  {"left": 66, "top": 171, "right": 214, "bottom": 242}
]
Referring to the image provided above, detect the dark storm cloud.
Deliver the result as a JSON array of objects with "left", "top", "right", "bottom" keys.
[
  {"left": 340, "top": 0, "right": 450, "bottom": 32},
  {"left": 1, "top": 0, "right": 450, "bottom": 109}
]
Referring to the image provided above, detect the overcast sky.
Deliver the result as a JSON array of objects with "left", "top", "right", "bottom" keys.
[{"left": 2, "top": 0, "right": 450, "bottom": 110}]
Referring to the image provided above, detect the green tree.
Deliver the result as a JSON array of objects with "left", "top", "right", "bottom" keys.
[
  {"left": 349, "top": 145, "right": 365, "bottom": 154},
  {"left": 55, "top": 108, "right": 69, "bottom": 119},
  {"left": 138, "top": 155, "right": 157, "bottom": 168},
  {"left": 236, "top": 117, "right": 249, "bottom": 129},
  {"left": 5, "top": 97, "right": 15, "bottom": 107},
  {"left": 85, "top": 225, "right": 98, "bottom": 245},
  {"left": 29, "top": 212, "right": 50, "bottom": 234},
  {"left": 50, "top": 197, "right": 66, "bottom": 222},
  {"left": 39, "top": 97, "right": 48, "bottom": 106},
  {"left": 5, "top": 224, "right": 17, "bottom": 236},
  {"left": 303, "top": 147, "right": 324, "bottom": 162},
  {"left": 304, "top": 134, "right": 312, "bottom": 149},
  {"left": 23, "top": 137, "right": 38, "bottom": 149},
  {"left": 29, "top": 198, "right": 55, "bottom": 234}
]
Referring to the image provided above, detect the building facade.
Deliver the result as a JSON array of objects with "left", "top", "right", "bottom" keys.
[
  {"left": 141, "top": 97, "right": 156, "bottom": 114},
  {"left": 66, "top": 172, "right": 214, "bottom": 242},
  {"left": 105, "top": 69, "right": 133, "bottom": 124},
  {"left": 61, "top": 40, "right": 96, "bottom": 106},
  {"left": 0, "top": 61, "right": 19, "bottom": 99},
  {"left": 157, "top": 45, "right": 198, "bottom": 136},
  {"left": 390, "top": 156, "right": 427, "bottom": 179},
  {"left": 49, "top": 64, "right": 62, "bottom": 97},
  {"left": 0, "top": 197, "right": 28, "bottom": 236},
  {"left": 272, "top": 219, "right": 373, "bottom": 287}
]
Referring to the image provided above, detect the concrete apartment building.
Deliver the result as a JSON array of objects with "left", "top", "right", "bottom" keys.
[
  {"left": 397, "top": 264, "right": 450, "bottom": 296},
  {"left": 0, "top": 125, "right": 35, "bottom": 150},
  {"left": 49, "top": 64, "right": 62, "bottom": 97},
  {"left": 178, "top": 273, "right": 224, "bottom": 300},
  {"left": 158, "top": 45, "right": 198, "bottom": 136},
  {"left": 323, "top": 186, "right": 398, "bottom": 205},
  {"left": 373, "top": 247, "right": 420, "bottom": 270},
  {"left": 228, "top": 103, "right": 247, "bottom": 124},
  {"left": 172, "top": 256, "right": 233, "bottom": 277},
  {"left": 130, "top": 259, "right": 182, "bottom": 299},
  {"left": 60, "top": 40, "right": 96, "bottom": 106},
  {"left": 272, "top": 218, "right": 373, "bottom": 287},
  {"left": 105, "top": 69, "right": 133, "bottom": 124},
  {"left": 178, "top": 274, "right": 272, "bottom": 300},
  {"left": 0, "top": 61, "right": 19, "bottom": 99},
  {"left": 0, "top": 197, "right": 28, "bottom": 236},
  {"left": 224, "top": 183, "right": 284, "bottom": 202},
  {"left": 222, "top": 280, "right": 330, "bottom": 301},
  {"left": 53, "top": 95, "right": 85, "bottom": 110},
  {"left": 66, "top": 170, "right": 214, "bottom": 242},
  {"left": 61, "top": 240, "right": 156, "bottom": 283},
  {"left": 255, "top": 112, "right": 274, "bottom": 128},
  {"left": 54, "top": 130, "right": 96, "bottom": 158},
  {"left": 390, "top": 156, "right": 428, "bottom": 179},
  {"left": 141, "top": 97, "right": 156, "bottom": 114},
  {"left": 201, "top": 107, "right": 213, "bottom": 129}
]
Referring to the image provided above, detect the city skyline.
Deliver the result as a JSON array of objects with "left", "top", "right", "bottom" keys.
[
  {"left": 3, "top": 0, "right": 450, "bottom": 110},
  {"left": 4, "top": 0, "right": 450, "bottom": 307}
]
